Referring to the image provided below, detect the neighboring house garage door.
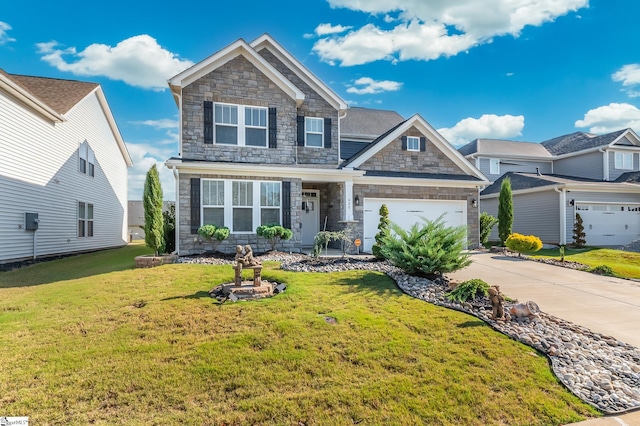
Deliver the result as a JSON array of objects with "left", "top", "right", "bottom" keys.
[
  {"left": 363, "top": 198, "right": 466, "bottom": 253},
  {"left": 575, "top": 203, "right": 640, "bottom": 246}
]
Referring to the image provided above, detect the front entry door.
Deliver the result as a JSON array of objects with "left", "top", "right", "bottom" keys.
[{"left": 301, "top": 191, "right": 320, "bottom": 246}]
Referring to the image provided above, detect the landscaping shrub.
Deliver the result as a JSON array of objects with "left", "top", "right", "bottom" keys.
[
  {"left": 312, "top": 230, "right": 352, "bottom": 258},
  {"left": 197, "top": 224, "right": 230, "bottom": 252},
  {"left": 163, "top": 203, "right": 176, "bottom": 254},
  {"left": 379, "top": 216, "right": 471, "bottom": 277},
  {"left": 480, "top": 212, "right": 498, "bottom": 247},
  {"left": 505, "top": 233, "right": 543, "bottom": 256},
  {"left": 372, "top": 204, "right": 390, "bottom": 259},
  {"left": 256, "top": 223, "right": 293, "bottom": 251},
  {"left": 589, "top": 265, "right": 614, "bottom": 276},
  {"left": 447, "top": 278, "right": 490, "bottom": 303},
  {"left": 143, "top": 164, "right": 164, "bottom": 256},
  {"left": 498, "top": 177, "right": 513, "bottom": 245},
  {"left": 573, "top": 213, "right": 586, "bottom": 248}
]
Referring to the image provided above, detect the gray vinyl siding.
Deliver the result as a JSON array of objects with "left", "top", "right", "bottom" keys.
[
  {"left": 0, "top": 89, "right": 128, "bottom": 264},
  {"left": 565, "top": 191, "right": 640, "bottom": 243},
  {"left": 553, "top": 151, "right": 603, "bottom": 180},
  {"left": 481, "top": 190, "right": 561, "bottom": 243},
  {"left": 478, "top": 157, "right": 552, "bottom": 181},
  {"left": 608, "top": 151, "right": 640, "bottom": 181}
]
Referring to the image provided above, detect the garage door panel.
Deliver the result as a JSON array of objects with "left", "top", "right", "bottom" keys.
[
  {"left": 363, "top": 198, "right": 466, "bottom": 253},
  {"left": 576, "top": 204, "right": 640, "bottom": 246}
]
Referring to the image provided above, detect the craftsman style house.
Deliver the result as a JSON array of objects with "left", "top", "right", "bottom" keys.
[
  {"left": 459, "top": 129, "right": 640, "bottom": 246},
  {"left": 0, "top": 70, "right": 132, "bottom": 264},
  {"left": 166, "top": 35, "right": 488, "bottom": 254}
]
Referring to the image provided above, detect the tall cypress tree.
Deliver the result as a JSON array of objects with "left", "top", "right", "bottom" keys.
[
  {"left": 143, "top": 164, "right": 164, "bottom": 256},
  {"left": 498, "top": 176, "right": 513, "bottom": 245}
]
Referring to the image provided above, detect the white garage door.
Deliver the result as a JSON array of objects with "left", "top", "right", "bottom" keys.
[
  {"left": 363, "top": 198, "right": 467, "bottom": 253},
  {"left": 575, "top": 203, "right": 640, "bottom": 246}
]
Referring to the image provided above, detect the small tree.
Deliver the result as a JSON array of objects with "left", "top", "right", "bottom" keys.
[
  {"left": 256, "top": 223, "right": 293, "bottom": 251},
  {"left": 498, "top": 176, "right": 513, "bottom": 245},
  {"left": 479, "top": 212, "right": 498, "bottom": 247},
  {"left": 372, "top": 204, "right": 390, "bottom": 259},
  {"left": 143, "top": 164, "right": 164, "bottom": 256},
  {"left": 505, "top": 233, "right": 543, "bottom": 257},
  {"left": 163, "top": 203, "right": 176, "bottom": 254},
  {"left": 573, "top": 213, "right": 586, "bottom": 248},
  {"left": 198, "top": 225, "right": 230, "bottom": 252}
]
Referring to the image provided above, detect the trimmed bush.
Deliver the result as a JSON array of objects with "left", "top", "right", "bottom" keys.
[
  {"left": 498, "top": 177, "right": 513, "bottom": 245},
  {"left": 163, "top": 203, "right": 176, "bottom": 254},
  {"left": 143, "top": 165, "right": 164, "bottom": 256},
  {"left": 312, "top": 230, "right": 352, "bottom": 258},
  {"left": 447, "top": 279, "right": 490, "bottom": 303},
  {"left": 505, "top": 233, "right": 543, "bottom": 256},
  {"left": 197, "top": 225, "right": 230, "bottom": 252},
  {"left": 379, "top": 216, "right": 471, "bottom": 277},
  {"left": 573, "top": 213, "right": 586, "bottom": 248},
  {"left": 372, "top": 204, "right": 390, "bottom": 259},
  {"left": 256, "top": 223, "right": 293, "bottom": 251},
  {"left": 480, "top": 212, "right": 498, "bottom": 247}
]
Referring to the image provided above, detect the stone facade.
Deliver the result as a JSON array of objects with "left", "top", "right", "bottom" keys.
[{"left": 360, "top": 126, "right": 466, "bottom": 175}]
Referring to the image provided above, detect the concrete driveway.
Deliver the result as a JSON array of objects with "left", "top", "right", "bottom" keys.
[{"left": 448, "top": 251, "right": 640, "bottom": 348}]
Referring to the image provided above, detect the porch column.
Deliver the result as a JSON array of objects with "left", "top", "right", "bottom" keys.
[
  {"left": 558, "top": 188, "right": 567, "bottom": 245},
  {"left": 344, "top": 180, "right": 354, "bottom": 221}
]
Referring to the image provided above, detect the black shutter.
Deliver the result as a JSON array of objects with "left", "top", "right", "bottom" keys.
[
  {"left": 190, "top": 178, "right": 201, "bottom": 234},
  {"left": 282, "top": 181, "right": 291, "bottom": 229},
  {"left": 268, "top": 107, "right": 277, "bottom": 148},
  {"left": 324, "top": 117, "right": 332, "bottom": 148},
  {"left": 297, "top": 115, "right": 305, "bottom": 146},
  {"left": 203, "top": 101, "right": 213, "bottom": 144},
  {"left": 420, "top": 137, "right": 426, "bottom": 152},
  {"left": 401, "top": 136, "right": 407, "bottom": 150}
]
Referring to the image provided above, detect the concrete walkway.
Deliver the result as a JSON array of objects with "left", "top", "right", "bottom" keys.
[{"left": 449, "top": 252, "right": 640, "bottom": 426}]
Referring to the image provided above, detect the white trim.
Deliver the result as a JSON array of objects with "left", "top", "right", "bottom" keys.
[
  {"left": 481, "top": 181, "right": 640, "bottom": 199},
  {"left": 354, "top": 175, "right": 484, "bottom": 188},
  {"left": 93, "top": 87, "right": 133, "bottom": 166},
  {"left": 489, "top": 158, "right": 500, "bottom": 175},
  {"left": 168, "top": 39, "right": 305, "bottom": 107},
  {"left": 406, "top": 136, "right": 420, "bottom": 152},
  {"left": 344, "top": 180, "right": 354, "bottom": 221},
  {"left": 0, "top": 73, "right": 64, "bottom": 123},
  {"left": 613, "top": 151, "right": 634, "bottom": 170},
  {"left": 343, "top": 113, "right": 487, "bottom": 182},
  {"left": 555, "top": 187, "right": 567, "bottom": 245},
  {"left": 304, "top": 116, "right": 323, "bottom": 148}
]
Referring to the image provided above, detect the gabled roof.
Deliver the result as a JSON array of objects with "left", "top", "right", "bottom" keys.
[
  {"left": 340, "top": 107, "right": 405, "bottom": 140},
  {"left": 167, "top": 38, "right": 305, "bottom": 107},
  {"left": 341, "top": 114, "right": 487, "bottom": 181},
  {"left": 250, "top": 34, "right": 347, "bottom": 112},
  {"left": 615, "top": 171, "right": 640, "bottom": 184},
  {"left": 0, "top": 69, "right": 132, "bottom": 167},
  {"left": 458, "top": 138, "right": 552, "bottom": 158},
  {"left": 541, "top": 129, "right": 629, "bottom": 155}
]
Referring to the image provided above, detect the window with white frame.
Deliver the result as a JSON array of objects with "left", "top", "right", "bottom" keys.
[
  {"left": 201, "top": 180, "right": 281, "bottom": 233},
  {"left": 407, "top": 136, "right": 420, "bottom": 151},
  {"left": 305, "top": 117, "right": 323, "bottom": 147},
  {"left": 614, "top": 152, "right": 633, "bottom": 170},
  {"left": 489, "top": 158, "right": 500, "bottom": 175},
  {"left": 214, "top": 103, "right": 268, "bottom": 147},
  {"left": 79, "top": 142, "right": 95, "bottom": 177},
  {"left": 78, "top": 201, "right": 94, "bottom": 237}
]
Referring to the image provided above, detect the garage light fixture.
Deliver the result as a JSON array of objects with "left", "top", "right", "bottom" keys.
[
  {"left": 569, "top": 199, "right": 575, "bottom": 206},
  {"left": 354, "top": 196, "right": 360, "bottom": 206},
  {"left": 471, "top": 198, "right": 477, "bottom": 208}
]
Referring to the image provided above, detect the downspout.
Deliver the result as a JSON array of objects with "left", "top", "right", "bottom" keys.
[
  {"left": 338, "top": 109, "right": 347, "bottom": 165},
  {"left": 554, "top": 187, "right": 567, "bottom": 245},
  {"left": 600, "top": 147, "right": 608, "bottom": 181},
  {"left": 172, "top": 166, "right": 180, "bottom": 255}
]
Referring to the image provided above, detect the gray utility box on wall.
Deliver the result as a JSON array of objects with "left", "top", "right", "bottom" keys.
[{"left": 25, "top": 212, "right": 39, "bottom": 230}]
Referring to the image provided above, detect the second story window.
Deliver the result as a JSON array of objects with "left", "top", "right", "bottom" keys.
[
  {"left": 490, "top": 158, "right": 500, "bottom": 175},
  {"left": 215, "top": 104, "right": 238, "bottom": 145},
  {"left": 213, "top": 103, "right": 268, "bottom": 147},
  {"left": 244, "top": 107, "right": 267, "bottom": 147},
  {"left": 406, "top": 136, "right": 420, "bottom": 151},
  {"left": 305, "top": 117, "right": 323, "bottom": 148},
  {"left": 79, "top": 141, "right": 95, "bottom": 177},
  {"left": 614, "top": 152, "right": 633, "bottom": 170}
]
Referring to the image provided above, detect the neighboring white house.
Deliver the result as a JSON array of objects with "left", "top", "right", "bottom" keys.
[{"left": 0, "top": 70, "right": 132, "bottom": 264}]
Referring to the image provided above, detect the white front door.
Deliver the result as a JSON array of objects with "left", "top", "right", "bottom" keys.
[
  {"left": 363, "top": 198, "right": 467, "bottom": 253},
  {"left": 301, "top": 191, "right": 320, "bottom": 246}
]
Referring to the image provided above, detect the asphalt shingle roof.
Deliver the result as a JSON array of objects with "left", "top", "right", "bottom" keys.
[
  {"left": 541, "top": 129, "right": 628, "bottom": 155},
  {"left": 458, "top": 138, "right": 551, "bottom": 157},
  {"left": 340, "top": 107, "right": 405, "bottom": 139}
]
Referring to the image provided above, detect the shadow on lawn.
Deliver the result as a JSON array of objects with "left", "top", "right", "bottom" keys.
[{"left": 161, "top": 290, "right": 212, "bottom": 301}]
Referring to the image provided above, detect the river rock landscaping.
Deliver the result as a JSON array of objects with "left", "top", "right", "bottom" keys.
[{"left": 180, "top": 252, "right": 640, "bottom": 414}]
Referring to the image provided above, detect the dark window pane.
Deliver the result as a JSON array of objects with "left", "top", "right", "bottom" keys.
[
  {"left": 87, "top": 221, "right": 94, "bottom": 237},
  {"left": 78, "top": 220, "right": 85, "bottom": 237},
  {"left": 233, "top": 208, "right": 252, "bottom": 232},
  {"left": 246, "top": 128, "right": 266, "bottom": 146},
  {"left": 261, "top": 208, "right": 280, "bottom": 225},
  {"left": 216, "top": 125, "right": 238, "bottom": 144},
  {"left": 307, "top": 133, "right": 322, "bottom": 147},
  {"left": 80, "top": 158, "right": 87, "bottom": 173},
  {"left": 203, "top": 208, "right": 224, "bottom": 227},
  {"left": 88, "top": 163, "right": 94, "bottom": 177}
]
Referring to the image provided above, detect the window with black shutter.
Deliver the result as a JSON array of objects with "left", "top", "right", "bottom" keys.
[{"left": 324, "top": 117, "right": 332, "bottom": 148}]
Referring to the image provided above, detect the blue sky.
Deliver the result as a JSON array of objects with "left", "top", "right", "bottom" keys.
[{"left": 2, "top": 0, "right": 640, "bottom": 200}]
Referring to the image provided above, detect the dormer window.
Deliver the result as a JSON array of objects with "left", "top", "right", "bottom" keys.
[
  {"left": 406, "top": 136, "right": 420, "bottom": 152},
  {"left": 614, "top": 152, "right": 633, "bottom": 170}
]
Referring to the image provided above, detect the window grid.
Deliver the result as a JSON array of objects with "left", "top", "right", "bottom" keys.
[
  {"left": 79, "top": 142, "right": 95, "bottom": 176},
  {"left": 407, "top": 136, "right": 419, "bottom": 151},
  {"left": 78, "top": 201, "right": 94, "bottom": 237},
  {"left": 614, "top": 152, "right": 633, "bottom": 170},
  {"left": 305, "top": 117, "right": 323, "bottom": 148}
]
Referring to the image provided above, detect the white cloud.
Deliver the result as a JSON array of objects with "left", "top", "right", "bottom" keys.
[
  {"left": 131, "top": 118, "right": 179, "bottom": 130},
  {"left": 315, "top": 0, "right": 588, "bottom": 66},
  {"left": 0, "top": 21, "right": 16, "bottom": 45},
  {"left": 36, "top": 35, "right": 193, "bottom": 90},
  {"left": 437, "top": 114, "right": 525, "bottom": 146},
  {"left": 315, "top": 23, "right": 353, "bottom": 36},
  {"left": 612, "top": 64, "right": 640, "bottom": 98},
  {"left": 574, "top": 103, "right": 640, "bottom": 134},
  {"left": 126, "top": 142, "right": 177, "bottom": 200},
  {"left": 346, "top": 77, "right": 403, "bottom": 94}
]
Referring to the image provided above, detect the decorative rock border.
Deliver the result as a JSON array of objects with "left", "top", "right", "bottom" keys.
[{"left": 135, "top": 254, "right": 178, "bottom": 268}]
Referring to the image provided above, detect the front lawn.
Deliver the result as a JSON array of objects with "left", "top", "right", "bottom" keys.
[
  {"left": 530, "top": 247, "right": 640, "bottom": 279},
  {"left": 0, "top": 245, "right": 598, "bottom": 425}
]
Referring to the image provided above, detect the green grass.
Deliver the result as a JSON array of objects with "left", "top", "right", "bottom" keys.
[
  {"left": 529, "top": 247, "right": 640, "bottom": 279},
  {"left": 0, "top": 245, "right": 599, "bottom": 425}
]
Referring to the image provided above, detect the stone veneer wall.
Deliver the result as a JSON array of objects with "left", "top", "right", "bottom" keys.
[
  {"left": 360, "top": 126, "right": 466, "bottom": 175},
  {"left": 178, "top": 173, "right": 302, "bottom": 254},
  {"left": 257, "top": 49, "right": 340, "bottom": 165},
  {"left": 181, "top": 56, "right": 298, "bottom": 164},
  {"left": 352, "top": 184, "right": 480, "bottom": 248}
]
